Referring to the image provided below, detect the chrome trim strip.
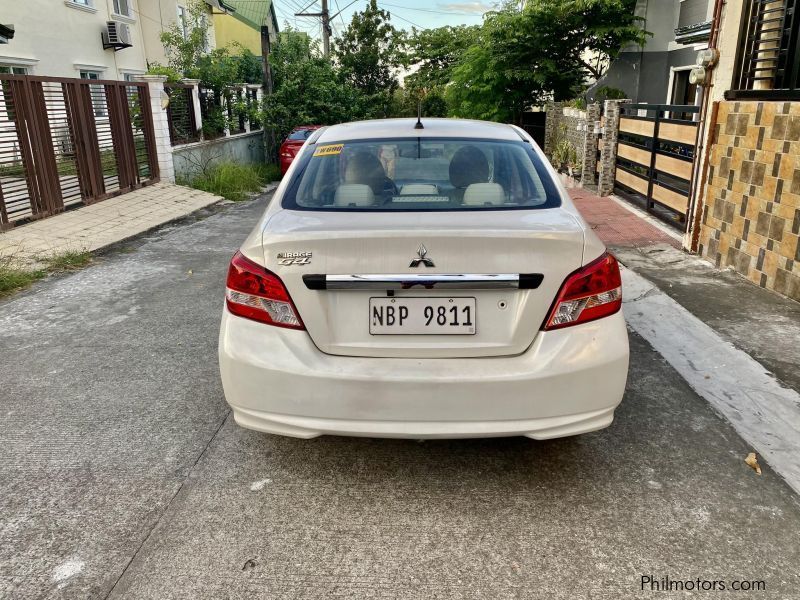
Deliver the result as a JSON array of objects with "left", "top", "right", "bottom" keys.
[{"left": 305, "top": 274, "right": 535, "bottom": 290}]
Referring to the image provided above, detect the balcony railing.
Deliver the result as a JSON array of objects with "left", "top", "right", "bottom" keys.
[{"left": 727, "top": 0, "right": 800, "bottom": 100}]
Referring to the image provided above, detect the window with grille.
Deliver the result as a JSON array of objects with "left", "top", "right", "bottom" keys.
[{"left": 728, "top": 0, "right": 800, "bottom": 99}]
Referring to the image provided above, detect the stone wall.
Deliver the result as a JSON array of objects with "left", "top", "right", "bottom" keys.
[
  {"left": 544, "top": 102, "right": 601, "bottom": 185},
  {"left": 597, "top": 100, "right": 629, "bottom": 196},
  {"left": 698, "top": 101, "right": 800, "bottom": 300}
]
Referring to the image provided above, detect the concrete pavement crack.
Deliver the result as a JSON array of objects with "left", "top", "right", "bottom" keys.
[{"left": 102, "top": 408, "right": 232, "bottom": 599}]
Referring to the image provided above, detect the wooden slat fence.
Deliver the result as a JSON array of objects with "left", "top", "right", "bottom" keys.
[
  {"left": 613, "top": 103, "right": 699, "bottom": 230},
  {"left": 0, "top": 74, "right": 158, "bottom": 229}
]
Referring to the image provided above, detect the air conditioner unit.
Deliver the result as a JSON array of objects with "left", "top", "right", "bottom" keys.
[{"left": 102, "top": 21, "right": 133, "bottom": 51}]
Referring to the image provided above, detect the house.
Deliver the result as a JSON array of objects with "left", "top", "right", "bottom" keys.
[
  {"left": 590, "top": 0, "right": 715, "bottom": 107},
  {"left": 212, "top": 0, "right": 279, "bottom": 56},
  {"left": 690, "top": 0, "right": 800, "bottom": 300},
  {"left": 0, "top": 0, "right": 229, "bottom": 79}
]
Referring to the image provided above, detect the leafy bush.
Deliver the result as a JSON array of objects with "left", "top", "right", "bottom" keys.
[
  {"left": 594, "top": 85, "right": 628, "bottom": 103},
  {"left": 182, "top": 162, "right": 278, "bottom": 202}
]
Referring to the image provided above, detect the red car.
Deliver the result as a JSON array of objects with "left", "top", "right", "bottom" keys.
[{"left": 279, "top": 126, "right": 321, "bottom": 176}]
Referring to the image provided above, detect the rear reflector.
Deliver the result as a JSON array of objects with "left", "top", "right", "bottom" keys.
[
  {"left": 543, "top": 252, "right": 622, "bottom": 330},
  {"left": 225, "top": 251, "right": 304, "bottom": 329}
]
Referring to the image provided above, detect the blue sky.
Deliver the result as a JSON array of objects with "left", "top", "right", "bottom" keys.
[{"left": 273, "top": 1, "right": 495, "bottom": 38}]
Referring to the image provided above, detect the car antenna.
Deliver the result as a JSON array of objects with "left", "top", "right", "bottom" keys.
[{"left": 414, "top": 101, "right": 424, "bottom": 129}]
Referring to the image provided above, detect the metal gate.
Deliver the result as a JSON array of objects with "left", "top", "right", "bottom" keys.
[
  {"left": 613, "top": 103, "right": 699, "bottom": 230},
  {"left": 0, "top": 74, "right": 159, "bottom": 229}
]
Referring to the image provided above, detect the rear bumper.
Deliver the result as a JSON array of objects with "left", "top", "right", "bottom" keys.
[{"left": 218, "top": 309, "right": 629, "bottom": 439}]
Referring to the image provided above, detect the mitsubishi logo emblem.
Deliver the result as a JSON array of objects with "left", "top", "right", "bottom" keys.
[{"left": 409, "top": 244, "right": 435, "bottom": 268}]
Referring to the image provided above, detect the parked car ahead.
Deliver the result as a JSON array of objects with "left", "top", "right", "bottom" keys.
[
  {"left": 279, "top": 125, "right": 321, "bottom": 176},
  {"left": 220, "top": 118, "right": 630, "bottom": 440}
]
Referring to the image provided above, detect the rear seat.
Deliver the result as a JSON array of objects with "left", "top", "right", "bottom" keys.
[
  {"left": 334, "top": 184, "right": 376, "bottom": 207},
  {"left": 463, "top": 183, "right": 506, "bottom": 206}
]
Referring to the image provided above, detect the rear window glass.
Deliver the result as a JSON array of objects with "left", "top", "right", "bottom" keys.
[
  {"left": 287, "top": 129, "right": 313, "bottom": 140},
  {"left": 281, "top": 138, "right": 561, "bottom": 211}
]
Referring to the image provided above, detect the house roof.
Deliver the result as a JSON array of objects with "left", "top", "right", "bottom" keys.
[{"left": 220, "top": 0, "right": 278, "bottom": 32}]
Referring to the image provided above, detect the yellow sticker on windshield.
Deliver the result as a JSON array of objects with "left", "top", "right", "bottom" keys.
[{"left": 313, "top": 144, "right": 344, "bottom": 157}]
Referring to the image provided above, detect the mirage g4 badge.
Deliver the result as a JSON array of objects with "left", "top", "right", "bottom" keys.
[
  {"left": 409, "top": 244, "right": 435, "bottom": 268},
  {"left": 277, "top": 251, "right": 312, "bottom": 266}
]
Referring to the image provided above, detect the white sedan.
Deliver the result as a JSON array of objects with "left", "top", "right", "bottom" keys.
[{"left": 219, "top": 118, "right": 629, "bottom": 439}]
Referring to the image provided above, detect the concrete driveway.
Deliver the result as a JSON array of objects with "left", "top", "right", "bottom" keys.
[{"left": 1, "top": 195, "right": 799, "bottom": 599}]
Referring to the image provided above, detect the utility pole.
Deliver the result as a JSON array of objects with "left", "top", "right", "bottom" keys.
[
  {"left": 260, "top": 25, "right": 273, "bottom": 95},
  {"left": 296, "top": 0, "right": 332, "bottom": 59},
  {"left": 261, "top": 24, "right": 276, "bottom": 161}
]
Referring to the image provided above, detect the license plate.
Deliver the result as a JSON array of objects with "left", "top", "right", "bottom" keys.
[{"left": 369, "top": 297, "right": 476, "bottom": 335}]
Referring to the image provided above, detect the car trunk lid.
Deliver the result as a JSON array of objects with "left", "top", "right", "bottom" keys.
[{"left": 261, "top": 209, "right": 585, "bottom": 358}]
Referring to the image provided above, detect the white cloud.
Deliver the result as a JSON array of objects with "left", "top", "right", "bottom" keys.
[{"left": 436, "top": 2, "right": 494, "bottom": 14}]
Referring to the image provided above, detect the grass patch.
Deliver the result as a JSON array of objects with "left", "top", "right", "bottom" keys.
[
  {"left": 0, "top": 250, "right": 92, "bottom": 299},
  {"left": 181, "top": 162, "right": 280, "bottom": 202},
  {"left": 0, "top": 262, "right": 46, "bottom": 298},
  {"left": 43, "top": 250, "right": 93, "bottom": 272}
]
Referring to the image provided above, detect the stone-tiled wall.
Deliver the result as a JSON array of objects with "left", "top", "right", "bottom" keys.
[
  {"left": 544, "top": 102, "right": 601, "bottom": 185},
  {"left": 699, "top": 101, "right": 800, "bottom": 301}
]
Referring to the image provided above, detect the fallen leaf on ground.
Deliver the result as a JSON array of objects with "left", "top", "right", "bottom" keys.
[{"left": 745, "top": 452, "right": 762, "bottom": 475}]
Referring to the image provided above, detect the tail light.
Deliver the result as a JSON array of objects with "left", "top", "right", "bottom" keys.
[
  {"left": 543, "top": 252, "right": 622, "bottom": 330},
  {"left": 225, "top": 251, "right": 304, "bottom": 330}
]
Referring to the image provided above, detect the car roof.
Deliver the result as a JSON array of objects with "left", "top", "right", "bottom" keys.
[{"left": 315, "top": 118, "right": 522, "bottom": 143}]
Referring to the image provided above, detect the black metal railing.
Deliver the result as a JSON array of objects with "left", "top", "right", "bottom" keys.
[
  {"left": 728, "top": 0, "right": 800, "bottom": 100},
  {"left": 165, "top": 83, "right": 198, "bottom": 146}
]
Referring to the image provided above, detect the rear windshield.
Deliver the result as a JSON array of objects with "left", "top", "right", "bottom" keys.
[
  {"left": 281, "top": 138, "right": 561, "bottom": 211},
  {"left": 287, "top": 129, "right": 314, "bottom": 140}
]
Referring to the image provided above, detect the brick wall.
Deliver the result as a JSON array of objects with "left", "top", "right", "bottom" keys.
[{"left": 699, "top": 101, "right": 800, "bottom": 300}]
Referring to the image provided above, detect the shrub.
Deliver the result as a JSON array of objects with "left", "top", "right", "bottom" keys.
[{"left": 182, "top": 162, "right": 279, "bottom": 202}]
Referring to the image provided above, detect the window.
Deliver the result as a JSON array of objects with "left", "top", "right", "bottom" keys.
[
  {"left": 288, "top": 129, "right": 315, "bottom": 141},
  {"left": 113, "top": 0, "right": 131, "bottom": 17},
  {"left": 80, "top": 71, "right": 107, "bottom": 117},
  {"left": 282, "top": 138, "right": 560, "bottom": 212},
  {"left": 70, "top": 0, "right": 92, "bottom": 6},
  {"left": 0, "top": 65, "right": 28, "bottom": 75},
  {"left": 728, "top": 0, "right": 800, "bottom": 100},
  {"left": 177, "top": 6, "right": 188, "bottom": 40}
]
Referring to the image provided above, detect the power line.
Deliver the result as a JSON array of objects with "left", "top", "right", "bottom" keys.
[
  {"left": 333, "top": 0, "right": 347, "bottom": 29},
  {"left": 379, "top": 2, "right": 483, "bottom": 16},
  {"left": 296, "top": 0, "right": 319, "bottom": 13},
  {"left": 376, "top": 3, "right": 426, "bottom": 29}
]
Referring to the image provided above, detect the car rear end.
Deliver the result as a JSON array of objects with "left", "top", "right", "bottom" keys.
[
  {"left": 219, "top": 119, "right": 629, "bottom": 439},
  {"left": 279, "top": 126, "right": 319, "bottom": 176}
]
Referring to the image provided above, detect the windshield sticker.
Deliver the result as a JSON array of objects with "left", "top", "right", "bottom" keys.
[{"left": 313, "top": 144, "right": 344, "bottom": 157}]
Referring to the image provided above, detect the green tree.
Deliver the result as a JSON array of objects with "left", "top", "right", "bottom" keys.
[
  {"left": 156, "top": 0, "right": 211, "bottom": 79},
  {"left": 405, "top": 25, "right": 479, "bottom": 92},
  {"left": 333, "top": 0, "right": 407, "bottom": 118},
  {"left": 448, "top": 0, "right": 647, "bottom": 123},
  {"left": 263, "top": 29, "right": 362, "bottom": 143}
]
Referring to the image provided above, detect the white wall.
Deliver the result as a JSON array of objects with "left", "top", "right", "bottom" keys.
[{"left": 1, "top": 0, "right": 150, "bottom": 79}]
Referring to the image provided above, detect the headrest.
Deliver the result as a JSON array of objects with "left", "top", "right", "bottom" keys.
[
  {"left": 344, "top": 152, "right": 386, "bottom": 195},
  {"left": 400, "top": 184, "right": 438, "bottom": 196},
  {"left": 449, "top": 146, "right": 489, "bottom": 189},
  {"left": 334, "top": 184, "right": 376, "bottom": 207},
  {"left": 463, "top": 183, "right": 505, "bottom": 206}
]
